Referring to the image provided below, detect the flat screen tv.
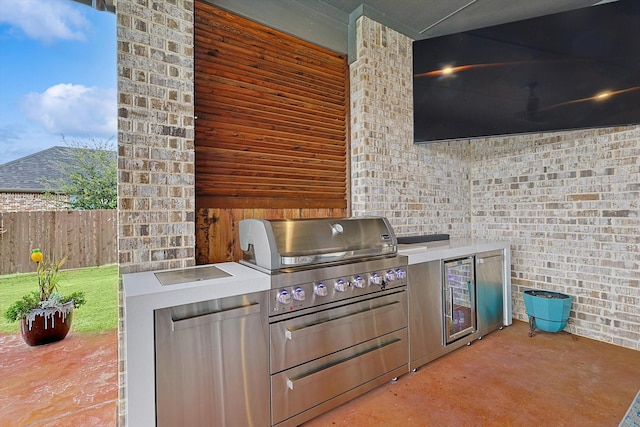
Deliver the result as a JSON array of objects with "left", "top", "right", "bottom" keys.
[{"left": 413, "top": 0, "right": 640, "bottom": 143}]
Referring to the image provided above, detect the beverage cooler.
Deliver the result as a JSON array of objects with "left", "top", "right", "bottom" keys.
[{"left": 443, "top": 256, "right": 476, "bottom": 344}]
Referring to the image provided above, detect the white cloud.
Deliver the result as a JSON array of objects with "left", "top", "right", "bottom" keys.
[
  {"left": 21, "top": 83, "right": 117, "bottom": 137},
  {"left": 0, "top": 0, "right": 89, "bottom": 43}
]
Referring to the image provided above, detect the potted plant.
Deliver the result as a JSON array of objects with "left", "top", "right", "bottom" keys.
[{"left": 4, "top": 248, "right": 86, "bottom": 346}]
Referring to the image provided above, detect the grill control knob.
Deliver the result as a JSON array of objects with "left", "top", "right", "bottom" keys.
[
  {"left": 293, "top": 287, "right": 306, "bottom": 301},
  {"left": 385, "top": 270, "right": 397, "bottom": 282},
  {"left": 370, "top": 273, "right": 382, "bottom": 286},
  {"left": 395, "top": 268, "right": 406, "bottom": 280},
  {"left": 315, "top": 283, "right": 328, "bottom": 297},
  {"left": 353, "top": 275, "right": 366, "bottom": 288},
  {"left": 277, "top": 290, "right": 291, "bottom": 304},
  {"left": 335, "top": 279, "right": 348, "bottom": 292}
]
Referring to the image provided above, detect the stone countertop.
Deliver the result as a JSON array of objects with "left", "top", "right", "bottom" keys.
[
  {"left": 123, "top": 262, "right": 270, "bottom": 307},
  {"left": 122, "top": 262, "right": 271, "bottom": 427},
  {"left": 398, "top": 238, "right": 510, "bottom": 265}
]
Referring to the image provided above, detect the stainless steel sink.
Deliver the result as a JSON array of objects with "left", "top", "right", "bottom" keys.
[{"left": 154, "top": 265, "right": 232, "bottom": 286}]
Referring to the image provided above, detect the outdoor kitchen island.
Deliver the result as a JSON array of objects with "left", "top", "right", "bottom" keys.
[
  {"left": 399, "top": 238, "right": 512, "bottom": 370},
  {"left": 123, "top": 237, "right": 511, "bottom": 427}
]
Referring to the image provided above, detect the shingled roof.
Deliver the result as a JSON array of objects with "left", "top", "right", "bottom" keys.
[{"left": 0, "top": 146, "right": 98, "bottom": 193}]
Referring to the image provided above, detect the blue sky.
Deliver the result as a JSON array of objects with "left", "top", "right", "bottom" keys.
[{"left": 0, "top": 0, "right": 116, "bottom": 164}]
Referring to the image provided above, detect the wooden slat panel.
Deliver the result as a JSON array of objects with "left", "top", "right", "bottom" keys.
[
  {"left": 197, "top": 146, "right": 346, "bottom": 170},
  {"left": 194, "top": 57, "right": 345, "bottom": 104},
  {"left": 196, "top": 123, "right": 346, "bottom": 149},
  {"left": 195, "top": 109, "right": 345, "bottom": 142},
  {"left": 196, "top": 198, "right": 346, "bottom": 210},
  {"left": 195, "top": 187, "right": 345, "bottom": 200},
  {"left": 195, "top": 70, "right": 346, "bottom": 111},
  {"left": 196, "top": 96, "right": 345, "bottom": 136},
  {"left": 199, "top": 133, "right": 345, "bottom": 152},
  {"left": 194, "top": 1, "right": 348, "bottom": 210},
  {"left": 194, "top": 71, "right": 345, "bottom": 116},
  {"left": 194, "top": 44, "right": 346, "bottom": 96},
  {"left": 194, "top": 10, "right": 345, "bottom": 77},
  {"left": 193, "top": 2, "right": 350, "bottom": 264},
  {"left": 196, "top": 90, "right": 345, "bottom": 131}
]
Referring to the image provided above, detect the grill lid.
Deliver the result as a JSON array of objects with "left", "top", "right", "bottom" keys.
[{"left": 239, "top": 217, "right": 397, "bottom": 272}]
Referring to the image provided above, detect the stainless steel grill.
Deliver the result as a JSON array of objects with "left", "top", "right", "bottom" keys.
[
  {"left": 239, "top": 216, "right": 397, "bottom": 274},
  {"left": 239, "top": 217, "right": 409, "bottom": 427}
]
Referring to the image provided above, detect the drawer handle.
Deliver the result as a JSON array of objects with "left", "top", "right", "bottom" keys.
[
  {"left": 171, "top": 303, "right": 260, "bottom": 331},
  {"left": 285, "top": 336, "right": 402, "bottom": 391},
  {"left": 285, "top": 300, "right": 401, "bottom": 340}
]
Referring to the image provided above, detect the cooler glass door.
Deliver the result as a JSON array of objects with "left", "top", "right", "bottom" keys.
[{"left": 443, "top": 257, "right": 476, "bottom": 344}]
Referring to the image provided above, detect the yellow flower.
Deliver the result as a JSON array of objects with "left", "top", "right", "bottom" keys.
[{"left": 31, "top": 249, "right": 43, "bottom": 263}]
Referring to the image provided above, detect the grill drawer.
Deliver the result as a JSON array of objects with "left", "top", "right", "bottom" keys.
[
  {"left": 271, "top": 328, "right": 408, "bottom": 426},
  {"left": 269, "top": 290, "right": 408, "bottom": 374}
]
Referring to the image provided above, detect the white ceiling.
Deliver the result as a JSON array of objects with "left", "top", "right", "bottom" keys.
[
  {"left": 205, "top": 0, "right": 615, "bottom": 57},
  {"left": 302, "top": 0, "right": 608, "bottom": 39},
  {"left": 78, "top": 0, "right": 618, "bottom": 57}
]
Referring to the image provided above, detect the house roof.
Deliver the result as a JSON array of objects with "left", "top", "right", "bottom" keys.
[{"left": 0, "top": 146, "right": 93, "bottom": 193}]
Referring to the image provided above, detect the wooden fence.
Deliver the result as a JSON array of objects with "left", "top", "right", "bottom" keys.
[{"left": 0, "top": 210, "right": 117, "bottom": 275}]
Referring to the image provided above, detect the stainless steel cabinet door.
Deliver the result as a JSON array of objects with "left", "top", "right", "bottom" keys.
[
  {"left": 408, "top": 260, "right": 442, "bottom": 370},
  {"left": 155, "top": 291, "right": 270, "bottom": 427},
  {"left": 476, "top": 250, "right": 505, "bottom": 334}
]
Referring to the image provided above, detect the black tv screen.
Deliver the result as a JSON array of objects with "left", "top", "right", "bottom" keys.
[{"left": 413, "top": 0, "right": 640, "bottom": 143}]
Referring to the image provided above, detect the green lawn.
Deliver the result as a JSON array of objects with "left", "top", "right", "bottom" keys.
[{"left": 0, "top": 264, "right": 118, "bottom": 334}]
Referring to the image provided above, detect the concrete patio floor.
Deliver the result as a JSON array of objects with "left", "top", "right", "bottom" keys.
[
  {"left": 303, "top": 320, "right": 640, "bottom": 427},
  {"left": 1, "top": 321, "right": 638, "bottom": 426},
  {"left": 0, "top": 329, "right": 117, "bottom": 427}
]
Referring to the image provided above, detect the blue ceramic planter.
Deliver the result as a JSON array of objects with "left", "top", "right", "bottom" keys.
[{"left": 523, "top": 290, "right": 572, "bottom": 333}]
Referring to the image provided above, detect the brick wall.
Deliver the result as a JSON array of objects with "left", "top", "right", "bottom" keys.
[
  {"left": 472, "top": 129, "right": 640, "bottom": 348},
  {"left": 0, "top": 193, "right": 68, "bottom": 211},
  {"left": 350, "top": 16, "right": 472, "bottom": 238},
  {"left": 116, "top": 0, "right": 196, "bottom": 424},
  {"left": 351, "top": 15, "right": 639, "bottom": 350}
]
